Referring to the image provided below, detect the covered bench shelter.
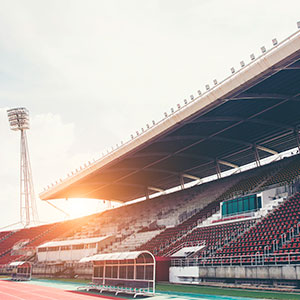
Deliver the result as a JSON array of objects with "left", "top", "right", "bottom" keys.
[
  {"left": 80, "top": 251, "right": 155, "bottom": 297},
  {"left": 9, "top": 261, "right": 32, "bottom": 281}
]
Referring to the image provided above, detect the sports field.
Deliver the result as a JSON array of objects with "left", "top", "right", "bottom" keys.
[{"left": 0, "top": 278, "right": 300, "bottom": 300}]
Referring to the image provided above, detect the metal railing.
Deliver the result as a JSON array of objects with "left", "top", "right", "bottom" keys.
[
  {"left": 171, "top": 251, "right": 300, "bottom": 267},
  {"left": 172, "top": 222, "right": 300, "bottom": 267}
]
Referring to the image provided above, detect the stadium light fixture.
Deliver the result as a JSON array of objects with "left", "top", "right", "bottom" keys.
[
  {"left": 250, "top": 53, "right": 255, "bottom": 60},
  {"left": 261, "top": 46, "right": 266, "bottom": 53},
  {"left": 205, "top": 84, "right": 210, "bottom": 91},
  {"left": 240, "top": 61, "right": 245, "bottom": 67},
  {"left": 7, "top": 107, "right": 30, "bottom": 131},
  {"left": 213, "top": 79, "right": 218, "bottom": 85},
  {"left": 197, "top": 90, "right": 202, "bottom": 95},
  {"left": 190, "top": 95, "right": 194, "bottom": 100},
  {"left": 7, "top": 107, "right": 39, "bottom": 227},
  {"left": 272, "top": 38, "right": 278, "bottom": 46},
  {"left": 230, "top": 67, "right": 235, "bottom": 74}
]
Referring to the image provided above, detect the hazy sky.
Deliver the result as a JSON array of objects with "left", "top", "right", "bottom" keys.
[{"left": 0, "top": 0, "right": 300, "bottom": 228}]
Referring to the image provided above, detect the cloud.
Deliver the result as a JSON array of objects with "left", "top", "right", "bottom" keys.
[{"left": 0, "top": 108, "right": 102, "bottom": 227}]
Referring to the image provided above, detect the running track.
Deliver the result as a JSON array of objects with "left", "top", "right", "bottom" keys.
[{"left": 0, "top": 280, "right": 127, "bottom": 300}]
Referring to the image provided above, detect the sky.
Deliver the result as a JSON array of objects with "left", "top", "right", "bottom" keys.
[{"left": 0, "top": 0, "right": 300, "bottom": 229}]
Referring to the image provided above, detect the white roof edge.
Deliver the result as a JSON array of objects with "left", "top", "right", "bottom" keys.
[
  {"left": 79, "top": 250, "right": 154, "bottom": 263},
  {"left": 9, "top": 261, "right": 31, "bottom": 267},
  {"left": 40, "top": 30, "right": 300, "bottom": 201},
  {"left": 37, "top": 236, "right": 110, "bottom": 248}
]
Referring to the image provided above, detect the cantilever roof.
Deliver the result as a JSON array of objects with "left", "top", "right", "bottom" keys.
[{"left": 40, "top": 30, "right": 300, "bottom": 203}]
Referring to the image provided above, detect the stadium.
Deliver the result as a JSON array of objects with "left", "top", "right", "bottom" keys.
[{"left": 2, "top": 11, "right": 300, "bottom": 300}]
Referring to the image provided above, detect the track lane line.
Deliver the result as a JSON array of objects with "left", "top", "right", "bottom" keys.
[
  {"left": 0, "top": 290, "right": 26, "bottom": 300},
  {"left": 0, "top": 280, "right": 127, "bottom": 300}
]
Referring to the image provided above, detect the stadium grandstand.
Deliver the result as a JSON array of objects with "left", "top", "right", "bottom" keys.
[{"left": 2, "top": 26, "right": 300, "bottom": 298}]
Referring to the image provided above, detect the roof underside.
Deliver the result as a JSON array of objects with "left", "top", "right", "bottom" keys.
[{"left": 40, "top": 32, "right": 300, "bottom": 202}]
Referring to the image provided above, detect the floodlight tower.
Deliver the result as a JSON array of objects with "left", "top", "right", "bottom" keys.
[{"left": 7, "top": 107, "right": 39, "bottom": 227}]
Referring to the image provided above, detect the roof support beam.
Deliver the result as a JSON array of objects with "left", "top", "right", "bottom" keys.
[
  {"left": 256, "top": 145, "right": 278, "bottom": 155},
  {"left": 161, "top": 134, "right": 251, "bottom": 147},
  {"left": 229, "top": 93, "right": 288, "bottom": 101},
  {"left": 148, "top": 186, "right": 165, "bottom": 193},
  {"left": 218, "top": 159, "right": 239, "bottom": 169},
  {"left": 191, "top": 117, "right": 293, "bottom": 131},
  {"left": 182, "top": 173, "right": 202, "bottom": 182},
  {"left": 103, "top": 167, "right": 179, "bottom": 176}
]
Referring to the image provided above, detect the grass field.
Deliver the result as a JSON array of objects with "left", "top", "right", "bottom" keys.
[{"left": 157, "top": 282, "right": 300, "bottom": 300}]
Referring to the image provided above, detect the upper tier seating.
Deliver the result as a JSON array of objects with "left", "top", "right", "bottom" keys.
[
  {"left": 215, "top": 157, "right": 294, "bottom": 202},
  {"left": 261, "top": 155, "right": 300, "bottom": 189}
]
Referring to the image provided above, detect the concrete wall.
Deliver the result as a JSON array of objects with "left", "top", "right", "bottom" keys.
[{"left": 170, "top": 265, "right": 300, "bottom": 284}]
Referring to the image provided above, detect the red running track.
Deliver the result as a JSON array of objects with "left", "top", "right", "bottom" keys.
[{"left": 0, "top": 280, "right": 127, "bottom": 300}]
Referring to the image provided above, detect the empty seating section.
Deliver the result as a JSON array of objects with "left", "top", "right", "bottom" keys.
[
  {"left": 103, "top": 229, "right": 162, "bottom": 253},
  {"left": 0, "top": 154, "right": 300, "bottom": 266},
  {"left": 137, "top": 177, "right": 241, "bottom": 255},
  {"left": 138, "top": 202, "right": 220, "bottom": 254},
  {"left": 261, "top": 155, "right": 300, "bottom": 189},
  {"left": 160, "top": 219, "right": 256, "bottom": 257},
  {"left": 213, "top": 193, "right": 300, "bottom": 261},
  {"left": 65, "top": 174, "right": 239, "bottom": 253},
  {"left": 139, "top": 156, "right": 300, "bottom": 257},
  {"left": 0, "top": 217, "right": 95, "bottom": 265},
  {"left": 271, "top": 233, "right": 300, "bottom": 264},
  {"left": 216, "top": 157, "right": 293, "bottom": 202}
]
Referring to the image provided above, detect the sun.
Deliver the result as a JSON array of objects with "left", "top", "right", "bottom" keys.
[
  {"left": 65, "top": 198, "right": 121, "bottom": 219},
  {"left": 67, "top": 198, "right": 103, "bottom": 219}
]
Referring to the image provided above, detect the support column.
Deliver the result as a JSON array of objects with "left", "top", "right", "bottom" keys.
[
  {"left": 253, "top": 144, "right": 261, "bottom": 167},
  {"left": 295, "top": 128, "right": 300, "bottom": 152},
  {"left": 145, "top": 188, "right": 150, "bottom": 200},
  {"left": 180, "top": 175, "right": 185, "bottom": 190},
  {"left": 216, "top": 160, "right": 222, "bottom": 179}
]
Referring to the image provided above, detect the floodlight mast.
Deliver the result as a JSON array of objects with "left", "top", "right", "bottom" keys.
[{"left": 7, "top": 108, "right": 39, "bottom": 227}]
